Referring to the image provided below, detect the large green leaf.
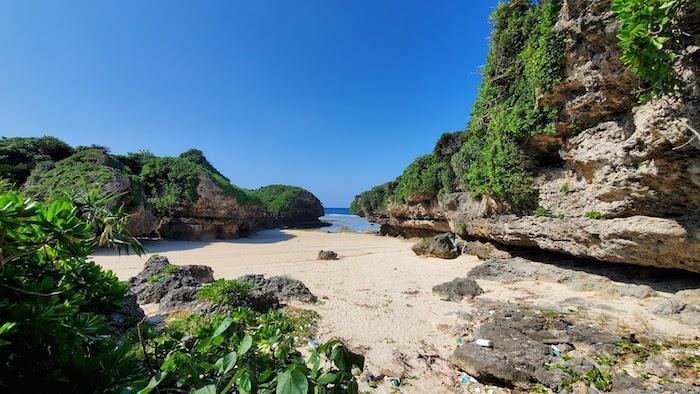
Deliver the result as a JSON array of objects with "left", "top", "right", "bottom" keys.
[
  {"left": 214, "top": 351, "right": 238, "bottom": 375},
  {"left": 276, "top": 370, "right": 308, "bottom": 394}
]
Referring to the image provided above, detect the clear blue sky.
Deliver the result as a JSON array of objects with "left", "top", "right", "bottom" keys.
[{"left": 0, "top": 0, "right": 497, "bottom": 207}]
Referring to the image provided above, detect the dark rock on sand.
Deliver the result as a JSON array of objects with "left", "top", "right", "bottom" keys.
[
  {"left": 129, "top": 255, "right": 214, "bottom": 304},
  {"left": 411, "top": 233, "right": 460, "bottom": 259},
  {"left": 238, "top": 274, "right": 318, "bottom": 303},
  {"left": 317, "top": 250, "right": 338, "bottom": 260},
  {"left": 460, "top": 240, "right": 512, "bottom": 260},
  {"left": 451, "top": 303, "right": 618, "bottom": 390},
  {"left": 432, "top": 278, "right": 483, "bottom": 301}
]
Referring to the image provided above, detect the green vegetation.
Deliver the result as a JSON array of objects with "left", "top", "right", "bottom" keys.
[
  {"left": 0, "top": 191, "right": 363, "bottom": 392},
  {"left": 350, "top": 181, "right": 397, "bottom": 217},
  {"left": 0, "top": 136, "right": 74, "bottom": 186},
  {"left": 392, "top": 154, "right": 454, "bottom": 204},
  {"left": 546, "top": 363, "right": 613, "bottom": 392},
  {"left": 139, "top": 310, "right": 364, "bottom": 393},
  {"left": 3, "top": 137, "right": 271, "bottom": 218},
  {"left": 559, "top": 182, "right": 572, "bottom": 193},
  {"left": 139, "top": 150, "right": 261, "bottom": 216},
  {"left": 452, "top": 0, "right": 563, "bottom": 210},
  {"left": 584, "top": 210, "right": 604, "bottom": 220},
  {"left": 0, "top": 192, "right": 140, "bottom": 391},
  {"left": 352, "top": 0, "right": 565, "bottom": 214},
  {"left": 254, "top": 185, "right": 305, "bottom": 217},
  {"left": 535, "top": 206, "right": 554, "bottom": 217},
  {"left": 22, "top": 148, "right": 136, "bottom": 203},
  {"left": 612, "top": 0, "right": 697, "bottom": 101},
  {"left": 197, "top": 279, "right": 255, "bottom": 306}
]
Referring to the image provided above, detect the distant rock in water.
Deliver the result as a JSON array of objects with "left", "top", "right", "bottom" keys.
[{"left": 2, "top": 138, "right": 325, "bottom": 240}]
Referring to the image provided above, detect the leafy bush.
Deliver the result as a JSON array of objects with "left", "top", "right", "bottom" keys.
[
  {"left": 612, "top": 0, "right": 696, "bottom": 101},
  {"left": 0, "top": 136, "right": 74, "bottom": 186},
  {"left": 534, "top": 206, "right": 554, "bottom": 217},
  {"left": 584, "top": 210, "right": 604, "bottom": 220},
  {"left": 198, "top": 279, "right": 255, "bottom": 306},
  {"left": 22, "top": 148, "right": 138, "bottom": 204},
  {"left": 115, "top": 150, "right": 156, "bottom": 175},
  {"left": 0, "top": 193, "right": 139, "bottom": 392},
  {"left": 137, "top": 310, "right": 365, "bottom": 394}
]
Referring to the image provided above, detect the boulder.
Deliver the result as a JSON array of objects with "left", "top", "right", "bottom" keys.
[
  {"left": 432, "top": 278, "right": 483, "bottom": 301},
  {"left": 460, "top": 240, "right": 512, "bottom": 260},
  {"left": 129, "top": 255, "right": 214, "bottom": 304},
  {"left": 411, "top": 233, "right": 460, "bottom": 259},
  {"left": 317, "top": 250, "right": 338, "bottom": 260},
  {"left": 238, "top": 274, "right": 317, "bottom": 303}
]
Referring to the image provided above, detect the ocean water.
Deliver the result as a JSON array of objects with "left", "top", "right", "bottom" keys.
[{"left": 319, "top": 208, "right": 380, "bottom": 233}]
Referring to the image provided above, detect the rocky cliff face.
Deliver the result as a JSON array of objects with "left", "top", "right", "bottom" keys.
[
  {"left": 157, "top": 175, "right": 268, "bottom": 240},
  {"left": 355, "top": 0, "right": 700, "bottom": 272},
  {"left": 4, "top": 141, "right": 325, "bottom": 241}
]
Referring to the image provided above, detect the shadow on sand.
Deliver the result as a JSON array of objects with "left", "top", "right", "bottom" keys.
[{"left": 92, "top": 229, "right": 297, "bottom": 257}]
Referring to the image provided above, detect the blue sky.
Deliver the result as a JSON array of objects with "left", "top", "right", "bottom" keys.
[{"left": 0, "top": 0, "right": 497, "bottom": 207}]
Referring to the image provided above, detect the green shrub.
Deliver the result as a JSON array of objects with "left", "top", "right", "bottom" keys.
[
  {"left": 584, "top": 210, "right": 604, "bottom": 220},
  {"left": 115, "top": 150, "right": 156, "bottom": 175},
  {"left": 0, "top": 136, "right": 74, "bottom": 186},
  {"left": 137, "top": 309, "right": 364, "bottom": 394},
  {"left": 197, "top": 279, "right": 255, "bottom": 306},
  {"left": 612, "top": 0, "right": 696, "bottom": 101},
  {"left": 534, "top": 206, "right": 554, "bottom": 217},
  {"left": 22, "top": 148, "right": 139, "bottom": 205},
  {"left": 559, "top": 182, "right": 572, "bottom": 193},
  {"left": 0, "top": 193, "right": 140, "bottom": 392}
]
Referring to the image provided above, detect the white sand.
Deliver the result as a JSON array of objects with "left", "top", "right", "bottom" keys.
[
  {"left": 93, "top": 229, "right": 698, "bottom": 393},
  {"left": 95, "top": 229, "right": 478, "bottom": 392}
]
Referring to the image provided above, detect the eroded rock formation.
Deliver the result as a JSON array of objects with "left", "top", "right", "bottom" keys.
[{"left": 356, "top": 0, "right": 700, "bottom": 272}]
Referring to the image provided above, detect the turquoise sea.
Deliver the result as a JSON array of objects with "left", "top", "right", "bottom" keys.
[{"left": 319, "top": 208, "right": 380, "bottom": 233}]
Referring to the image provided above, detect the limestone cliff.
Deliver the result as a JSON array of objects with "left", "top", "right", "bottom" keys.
[
  {"left": 2, "top": 140, "right": 324, "bottom": 240},
  {"left": 353, "top": 0, "right": 700, "bottom": 272}
]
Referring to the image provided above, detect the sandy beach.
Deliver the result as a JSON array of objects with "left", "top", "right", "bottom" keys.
[{"left": 94, "top": 229, "right": 699, "bottom": 393}]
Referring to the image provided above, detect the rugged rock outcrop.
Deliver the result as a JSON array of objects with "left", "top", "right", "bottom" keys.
[
  {"left": 157, "top": 175, "right": 267, "bottom": 241},
  {"left": 128, "top": 256, "right": 317, "bottom": 315},
  {"left": 354, "top": 0, "right": 700, "bottom": 273},
  {"left": 237, "top": 274, "right": 318, "bottom": 303},
  {"left": 411, "top": 233, "right": 460, "bottom": 259},
  {"left": 451, "top": 303, "right": 699, "bottom": 392},
  {"left": 129, "top": 255, "right": 215, "bottom": 305}
]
